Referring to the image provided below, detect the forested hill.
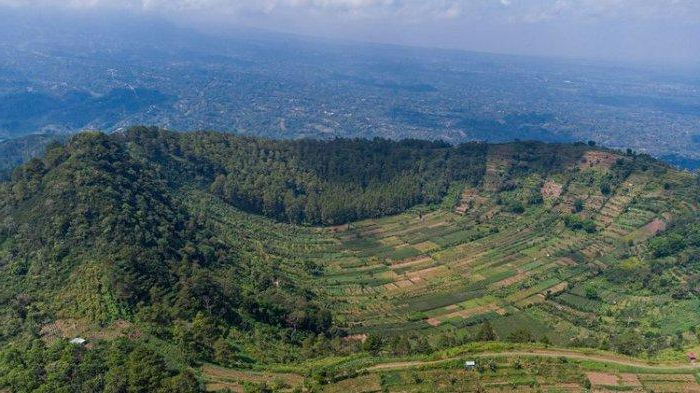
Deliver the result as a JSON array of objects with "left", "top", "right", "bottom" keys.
[
  {"left": 2, "top": 127, "right": 694, "bottom": 392},
  {"left": 117, "top": 128, "right": 490, "bottom": 225},
  {"left": 0, "top": 126, "right": 643, "bottom": 333}
]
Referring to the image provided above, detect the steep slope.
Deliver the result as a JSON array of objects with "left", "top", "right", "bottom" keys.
[
  {"left": 120, "top": 127, "right": 488, "bottom": 224},
  {"left": 0, "top": 132, "right": 339, "bottom": 392}
]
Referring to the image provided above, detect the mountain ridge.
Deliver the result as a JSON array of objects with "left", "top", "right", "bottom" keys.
[{"left": 2, "top": 127, "right": 700, "bottom": 392}]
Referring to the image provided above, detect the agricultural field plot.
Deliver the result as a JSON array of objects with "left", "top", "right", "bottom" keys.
[
  {"left": 637, "top": 374, "right": 700, "bottom": 392},
  {"left": 584, "top": 372, "right": 700, "bottom": 393},
  {"left": 202, "top": 365, "right": 304, "bottom": 392},
  {"left": 318, "top": 206, "right": 604, "bottom": 339},
  {"left": 315, "top": 151, "right": 697, "bottom": 344},
  {"left": 354, "top": 360, "right": 589, "bottom": 392}
]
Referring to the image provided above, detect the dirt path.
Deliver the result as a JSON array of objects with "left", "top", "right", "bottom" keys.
[
  {"left": 366, "top": 349, "right": 700, "bottom": 372},
  {"left": 202, "top": 348, "right": 698, "bottom": 391}
]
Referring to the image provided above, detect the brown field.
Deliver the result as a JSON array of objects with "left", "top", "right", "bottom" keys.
[
  {"left": 643, "top": 218, "right": 667, "bottom": 235},
  {"left": 546, "top": 282, "right": 569, "bottom": 295},
  {"left": 585, "top": 372, "right": 700, "bottom": 393},
  {"left": 406, "top": 265, "right": 448, "bottom": 281},
  {"left": 581, "top": 151, "right": 620, "bottom": 170},
  {"left": 516, "top": 294, "right": 546, "bottom": 307},
  {"left": 586, "top": 372, "right": 620, "bottom": 385},
  {"left": 441, "top": 303, "right": 505, "bottom": 321},
  {"left": 556, "top": 257, "right": 578, "bottom": 266},
  {"left": 489, "top": 271, "right": 530, "bottom": 289},
  {"left": 395, "top": 279, "right": 416, "bottom": 288},
  {"left": 619, "top": 374, "right": 642, "bottom": 386},
  {"left": 542, "top": 180, "right": 563, "bottom": 199},
  {"left": 342, "top": 333, "right": 368, "bottom": 343},
  {"left": 455, "top": 188, "right": 489, "bottom": 215},
  {"left": 426, "top": 317, "right": 441, "bottom": 326}
]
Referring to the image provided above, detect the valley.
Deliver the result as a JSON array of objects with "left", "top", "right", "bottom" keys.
[
  {"left": 197, "top": 143, "right": 698, "bottom": 351},
  {"left": 3, "top": 129, "right": 700, "bottom": 392}
]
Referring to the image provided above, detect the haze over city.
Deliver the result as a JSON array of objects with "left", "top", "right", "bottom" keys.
[{"left": 3, "top": 0, "right": 700, "bottom": 66}]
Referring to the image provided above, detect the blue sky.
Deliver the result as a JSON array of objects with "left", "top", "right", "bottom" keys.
[{"left": 2, "top": 0, "right": 699, "bottom": 65}]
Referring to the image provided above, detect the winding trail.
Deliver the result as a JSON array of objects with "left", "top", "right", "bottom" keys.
[{"left": 366, "top": 349, "right": 700, "bottom": 372}]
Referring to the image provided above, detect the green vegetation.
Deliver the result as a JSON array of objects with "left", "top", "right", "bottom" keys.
[
  {"left": 126, "top": 127, "right": 486, "bottom": 225},
  {"left": 2, "top": 128, "right": 700, "bottom": 391},
  {"left": 1, "top": 338, "right": 199, "bottom": 393},
  {"left": 564, "top": 214, "right": 598, "bottom": 233}
]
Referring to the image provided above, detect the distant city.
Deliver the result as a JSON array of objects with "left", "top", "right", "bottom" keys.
[{"left": 1, "top": 11, "right": 699, "bottom": 169}]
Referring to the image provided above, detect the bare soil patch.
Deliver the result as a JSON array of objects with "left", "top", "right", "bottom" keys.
[
  {"left": 581, "top": 151, "right": 620, "bottom": 170},
  {"left": 516, "top": 294, "right": 546, "bottom": 307},
  {"left": 556, "top": 257, "right": 577, "bottom": 266},
  {"left": 586, "top": 372, "right": 619, "bottom": 386},
  {"left": 394, "top": 279, "right": 415, "bottom": 288},
  {"left": 619, "top": 373, "right": 642, "bottom": 386},
  {"left": 342, "top": 334, "right": 368, "bottom": 343},
  {"left": 541, "top": 180, "right": 563, "bottom": 199},
  {"left": 426, "top": 317, "right": 441, "bottom": 327},
  {"left": 489, "top": 272, "right": 529, "bottom": 289},
  {"left": 455, "top": 188, "right": 488, "bottom": 214},
  {"left": 644, "top": 218, "right": 667, "bottom": 235},
  {"left": 407, "top": 265, "right": 448, "bottom": 281},
  {"left": 545, "top": 282, "right": 569, "bottom": 295}
]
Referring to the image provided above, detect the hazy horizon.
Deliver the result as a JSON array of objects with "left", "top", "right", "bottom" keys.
[
  {"left": 2, "top": 0, "right": 699, "bottom": 68},
  {"left": 2, "top": 0, "right": 700, "bottom": 168}
]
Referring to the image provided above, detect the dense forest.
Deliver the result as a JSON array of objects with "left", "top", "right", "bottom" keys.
[{"left": 120, "top": 127, "right": 488, "bottom": 225}]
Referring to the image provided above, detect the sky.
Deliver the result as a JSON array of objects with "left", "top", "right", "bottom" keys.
[{"left": 2, "top": 0, "right": 699, "bottom": 66}]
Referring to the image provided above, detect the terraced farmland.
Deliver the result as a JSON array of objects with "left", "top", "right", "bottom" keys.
[{"left": 316, "top": 146, "right": 700, "bottom": 346}]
